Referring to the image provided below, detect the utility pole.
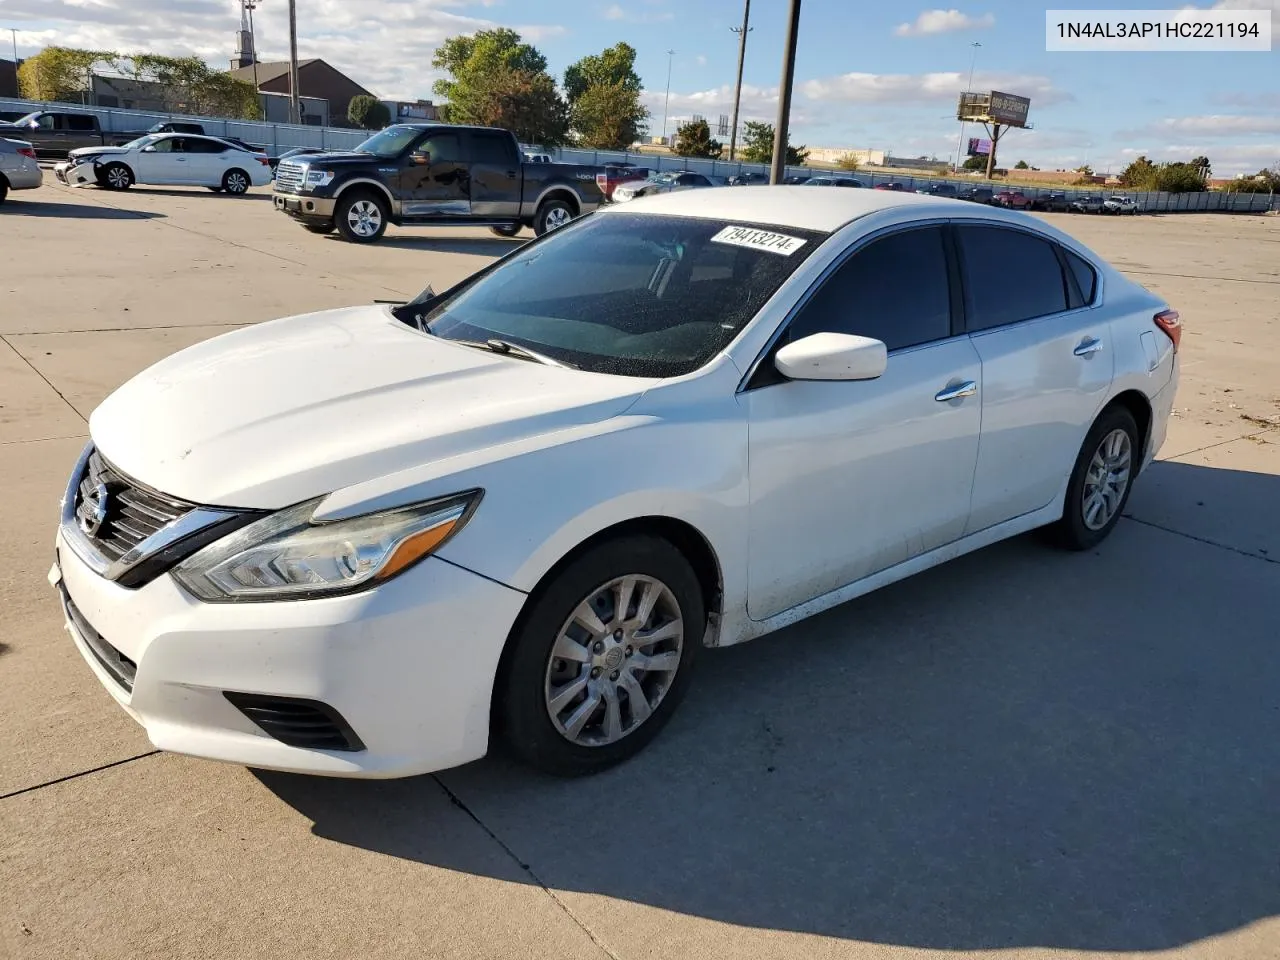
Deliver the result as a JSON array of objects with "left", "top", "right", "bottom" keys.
[
  {"left": 728, "top": 0, "right": 752, "bottom": 161},
  {"left": 954, "top": 41, "right": 981, "bottom": 172},
  {"left": 769, "top": 0, "right": 802, "bottom": 184},
  {"left": 661, "top": 49, "right": 674, "bottom": 143},
  {"left": 244, "top": 0, "right": 262, "bottom": 119},
  {"left": 9, "top": 28, "right": 17, "bottom": 71},
  {"left": 287, "top": 0, "right": 301, "bottom": 125}
]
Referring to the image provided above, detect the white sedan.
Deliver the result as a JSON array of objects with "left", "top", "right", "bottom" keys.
[
  {"left": 612, "top": 170, "right": 715, "bottom": 202},
  {"left": 52, "top": 188, "right": 1178, "bottom": 778},
  {"left": 54, "top": 133, "right": 272, "bottom": 194}
]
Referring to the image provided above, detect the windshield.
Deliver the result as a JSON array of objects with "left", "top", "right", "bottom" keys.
[
  {"left": 354, "top": 125, "right": 421, "bottom": 158},
  {"left": 14, "top": 112, "right": 39, "bottom": 125},
  {"left": 416, "top": 213, "right": 825, "bottom": 378},
  {"left": 120, "top": 134, "right": 163, "bottom": 150}
]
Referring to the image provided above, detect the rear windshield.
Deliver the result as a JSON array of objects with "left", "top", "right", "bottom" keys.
[{"left": 417, "top": 213, "right": 826, "bottom": 378}]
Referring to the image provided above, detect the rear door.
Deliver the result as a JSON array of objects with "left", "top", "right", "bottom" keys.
[
  {"left": 465, "top": 129, "right": 521, "bottom": 217},
  {"left": 182, "top": 136, "right": 232, "bottom": 184},
  {"left": 957, "top": 223, "right": 1113, "bottom": 533}
]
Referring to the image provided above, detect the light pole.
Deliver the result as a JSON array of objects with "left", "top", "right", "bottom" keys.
[
  {"left": 243, "top": 0, "right": 261, "bottom": 119},
  {"left": 728, "top": 0, "right": 752, "bottom": 161},
  {"left": 954, "top": 41, "right": 981, "bottom": 171},
  {"left": 9, "top": 28, "right": 16, "bottom": 70},
  {"left": 661, "top": 49, "right": 674, "bottom": 143},
  {"left": 769, "top": 0, "right": 802, "bottom": 184},
  {"left": 287, "top": 0, "right": 301, "bottom": 125}
]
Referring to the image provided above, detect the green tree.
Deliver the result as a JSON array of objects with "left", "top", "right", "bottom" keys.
[
  {"left": 122, "top": 54, "right": 257, "bottom": 118},
  {"left": 1119, "top": 155, "right": 1156, "bottom": 187},
  {"left": 962, "top": 155, "right": 986, "bottom": 171},
  {"left": 835, "top": 153, "right": 860, "bottom": 171},
  {"left": 738, "top": 120, "right": 808, "bottom": 166},
  {"left": 1221, "top": 167, "right": 1280, "bottom": 193},
  {"left": 432, "top": 29, "right": 567, "bottom": 145},
  {"left": 564, "top": 42, "right": 642, "bottom": 104},
  {"left": 672, "top": 118, "right": 721, "bottom": 158},
  {"left": 1074, "top": 164, "right": 1095, "bottom": 176},
  {"left": 348, "top": 94, "right": 391, "bottom": 130},
  {"left": 1014, "top": 159, "right": 1029, "bottom": 169},
  {"left": 18, "top": 46, "right": 118, "bottom": 102},
  {"left": 570, "top": 82, "right": 647, "bottom": 149}
]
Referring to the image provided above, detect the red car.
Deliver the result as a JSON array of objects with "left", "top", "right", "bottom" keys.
[
  {"left": 994, "top": 190, "right": 1032, "bottom": 210},
  {"left": 873, "top": 182, "right": 906, "bottom": 191},
  {"left": 595, "top": 165, "right": 652, "bottom": 201}
]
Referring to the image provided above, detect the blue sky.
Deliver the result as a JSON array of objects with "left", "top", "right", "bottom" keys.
[{"left": 6, "top": 0, "right": 1278, "bottom": 174}]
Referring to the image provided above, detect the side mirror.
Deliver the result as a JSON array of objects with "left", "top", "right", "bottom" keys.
[
  {"left": 141, "top": 145, "right": 156, "bottom": 153},
  {"left": 411, "top": 152, "right": 430, "bottom": 166},
  {"left": 774, "top": 332, "right": 887, "bottom": 382}
]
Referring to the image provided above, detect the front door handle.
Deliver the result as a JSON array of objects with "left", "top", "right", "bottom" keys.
[
  {"left": 1074, "top": 336, "right": 1104, "bottom": 357},
  {"left": 506, "top": 170, "right": 517, "bottom": 179},
  {"left": 935, "top": 380, "right": 978, "bottom": 402}
]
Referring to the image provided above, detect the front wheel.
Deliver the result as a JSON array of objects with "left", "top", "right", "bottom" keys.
[
  {"left": 335, "top": 192, "right": 388, "bottom": 243},
  {"left": 302, "top": 221, "right": 335, "bottom": 234},
  {"left": 222, "top": 169, "right": 251, "bottom": 195},
  {"left": 533, "top": 198, "right": 575, "bottom": 237},
  {"left": 1051, "top": 406, "right": 1140, "bottom": 550},
  {"left": 99, "top": 162, "right": 133, "bottom": 191},
  {"left": 496, "top": 536, "right": 704, "bottom": 776}
]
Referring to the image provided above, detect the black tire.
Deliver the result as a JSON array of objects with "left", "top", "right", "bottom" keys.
[
  {"left": 1050, "top": 405, "right": 1140, "bottom": 551},
  {"left": 303, "top": 221, "right": 335, "bottom": 234},
  {"left": 99, "top": 162, "right": 133, "bottom": 191},
  {"left": 496, "top": 535, "right": 705, "bottom": 776},
  {"left": 0, "top": 177, "right": 8, "bottom": 205},
  {"left": 206, "top": 186, "right": 222, "bottom": 193},
  {"left": 533, "top": 197, "right": 575, "bottom": 237},
  {"left": 334, "top": 190, "right": 388, "bottom": 243},
  {"left": 222, "top": 169, "right": 250, "bottom": 195},
  {"left": 490, "top": 223, "right": 521, "bottom": 238}
]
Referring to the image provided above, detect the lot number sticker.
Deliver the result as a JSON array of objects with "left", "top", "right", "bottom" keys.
[{"left": 711, "top": 226, "right": 807, "bottom": 256}]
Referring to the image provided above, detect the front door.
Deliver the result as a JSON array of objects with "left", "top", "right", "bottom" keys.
[
  {"left": 134, "top": 136, "right": 186, "bottom": 183},
  {"left": 954, "top": 224, "right": 1114, "bottom": 534},
  {"left": 464, "top": 129, "right": 521, "bottom": 218},
  {"left": 745, "top": 225, "right": 983, "bottom": 621},
  {"left": 399, "top": 131, "right": 470, "bottom": 217}
]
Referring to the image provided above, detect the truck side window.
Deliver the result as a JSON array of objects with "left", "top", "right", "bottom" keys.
[
  {"left": 469, "top": 131, "right": 514, "bottom": 166},
  {"left": 36, "top": 115, "right": 56, "bottom": 130},
  {"left": 66, "top": 115, "right": 97, "bottom": 132},
  {"left": 418, "top": 133, "right": 461, "bottom": 164}
]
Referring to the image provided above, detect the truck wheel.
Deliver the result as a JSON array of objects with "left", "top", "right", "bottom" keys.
[
  {"left": 303, "top": 222, "right": 336, "bottom": 234},
  {"left": 534, "top": 198, "right": 575, "bottom": 237},
  {"left": 336, "top": 191, "right": 388, "bottom": 243},
  {"left": 491, "top": 224, "right": 521, "bottom": 238},
  {"left": 0, "top": 177, "right": 8, "bottom": 205},
  {"left": 100, "top": 163, "right": 134, "bottom": 191}
]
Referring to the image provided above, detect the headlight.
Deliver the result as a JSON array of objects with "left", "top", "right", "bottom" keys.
[
  {"left": 172, "top": 490, "right": 481, "bottom": 602},
  {"left": 304, "top": 169, "right": 335, "bottom": 189}
]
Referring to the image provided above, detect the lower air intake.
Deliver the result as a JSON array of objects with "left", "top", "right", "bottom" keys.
[{"left": 223, "top": 693, "right": 365, "bottom": 752}]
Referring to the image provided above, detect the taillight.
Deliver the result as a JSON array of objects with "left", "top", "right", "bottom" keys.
[
  {"left": 257, "top": 156, "right": 271, "bottom": 166},
  {"left": 17, "top": 146, "right": 36, "bottom": 160},
  {"left": 596, "top": 173, "right": 607, "bottom": 190},
  {"left": 1154, "top": 309, "right": 1181, "bottom": 352}
]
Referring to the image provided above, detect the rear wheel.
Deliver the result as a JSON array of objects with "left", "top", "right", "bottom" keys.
[
  {"left": 496, "top": 536, "right": 704, "bottom": 776},
  {"left": 222, "top": 169, "right": 250, "bottom": 195},
  {"left": 100, "top": 162, "right": 133, "bottom": 191},
  {"left": 533, "top": 198, "right": 575, "bottom": 237},
  {"left": 335, "top": 191, "right": 388, "bottom": 243},
  {"left": 490, "top": 223, "right": 521, "bottom": 238},
  {"left": 1051, "top": 406, "right": 1140, "bottom": 550}
]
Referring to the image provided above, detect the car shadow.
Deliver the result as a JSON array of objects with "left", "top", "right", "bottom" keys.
[
  {"left": 4, "top": 199, "right": 165, "bottom": 220},
  {"left": 126, "top": 187, "right": 273, "bottom": 200},
  {"left": 368, "top": 234, "right": 527, "bottom": 256},
  {"left": 257, "top": 459, "right": 1280, "bottom": 953}
]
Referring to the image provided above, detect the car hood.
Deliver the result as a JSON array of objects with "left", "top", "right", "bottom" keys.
[
  {"left": 90, "top": 306, "right": 653, "bottom": 509},
  {"left": 66, "top": 145, "right": 130, "bottom": 159},
  {"left": 291, "top": 151, "right": 374, "bottom": 165}
]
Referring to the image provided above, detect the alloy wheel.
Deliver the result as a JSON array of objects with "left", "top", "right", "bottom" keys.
[
  {"left": 544, "top": 575, "right": 684, "bottom": 747},
  {"left": 106, "top": 167, "right": 130, "bottom": 189},
  {"left": 347, "top": 200, "right": 382, "bottom": 237},
  {"left": 1081, "top": 428, "right": 1132, "bottom": 530},
  {"left": 544, "top": 206, "right": 572, "bottom": 230},
  {"left": 225, "top": 172, "right": 248, "bottom": 194}
]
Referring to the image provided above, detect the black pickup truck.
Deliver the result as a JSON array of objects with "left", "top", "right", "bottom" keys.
[
  {"left": 0, "top": 111, "right": 126, "bottom": 159},
  {"left": 272, "top": 123, "right": 605, "bottom": 242}
]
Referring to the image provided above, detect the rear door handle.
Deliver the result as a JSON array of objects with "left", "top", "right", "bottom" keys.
[
  {"left": 1074, "top": 336, "right": 1104, "bottom": 357},
  {"left": 506, "top": 171, "right": 517, "bottom": 179},
  {"left": 935, "top": 380, "right": 977, "bottom": 402}
]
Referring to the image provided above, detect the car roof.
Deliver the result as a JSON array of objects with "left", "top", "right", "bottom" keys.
[{"left": 600, "top": 185, "right": 984, "bottom": 232}]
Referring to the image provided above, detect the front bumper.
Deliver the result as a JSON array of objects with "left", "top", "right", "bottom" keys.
[
  {"left": 274, "top": 192, "right": 336, "bottom": 220},
  {"left": 53, "top": 159, "right": 95, "bottom": 187},
  {"left": 52, "top": 530, "right": 527, "bottom": 778}
]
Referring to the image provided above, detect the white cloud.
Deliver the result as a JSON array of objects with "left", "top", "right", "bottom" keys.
[
  {"left": 894, "top": 9, "right": 995, "bottom": 36},
  {"left": 602, "top": 3, "right": 674, "bottom": 23},
  {"left": 1133, "top": 115, "right": 1280, "bottom": 137},
  {"left": 801, "top": 70, "right": 1066, "bottom": 106},
  {"left": 696, "top": 54, "right": 707, "bottom": 66}
]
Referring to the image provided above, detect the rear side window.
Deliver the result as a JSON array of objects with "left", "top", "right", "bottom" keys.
[
  {"left": 65, "top": 115, "right": 96, "bottom": 131},
  {"left": 185, "top": 138, "right": 226, "bottom": 154},
  {"left": 469, "top": 131, "right": 514, "bottom": 165},
  {"left": 1064, "top": 249, "right": 1098, "bottom": 307},
  {"left": 787, "top": 226, "right": 952, "bottom": 352},
  {"left": 957, "top": 225, "right": 1068, "bottom": 331}
]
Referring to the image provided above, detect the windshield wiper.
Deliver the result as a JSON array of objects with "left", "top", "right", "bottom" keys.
[{"left": 451, "top": 338, "right": 576, "bottom": 369}]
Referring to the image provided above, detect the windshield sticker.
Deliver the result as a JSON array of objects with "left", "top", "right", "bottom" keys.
[{"left": 710, "top": 226, "right": 806, "bottom": 256}]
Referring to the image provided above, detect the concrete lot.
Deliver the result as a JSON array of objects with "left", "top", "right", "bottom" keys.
[{"left": 2, "top": 180, "right": 1278, "bottom": 960}]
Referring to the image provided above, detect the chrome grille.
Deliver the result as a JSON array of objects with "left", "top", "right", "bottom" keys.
[
  {"left": 274, "top": 160, "right": 306, "bottom": 193},
  {"left": 74, "top": 450, "right": 191, "bottom": 563}
]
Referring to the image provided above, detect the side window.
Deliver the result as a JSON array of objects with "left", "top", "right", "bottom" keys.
[
  {"left": 957, "top": 225, "right": 1069, "bottom": 332},
  {"left": 187, "top": 138, "right": 226, "bottom": 154},
  {"left": 468, "top": 132, "right": 513, "bottom": 165},
  {"left": 150, "top": 137, "right": 174, "bottom": 153},
  {"left": 786, "top": 227, "right": 952, "bottom": 352},
  {"left": 418, "top": 132, "right": 461, "bottom": 164},
  {"left": 36, "top": 114, "right": 56, "bottom": 130},
  {"left": 1063, "top": 248, "right": 1097, "bottom": 307},
  {"left": 66, "top": 116, "right": 96, "bottom": 132}
]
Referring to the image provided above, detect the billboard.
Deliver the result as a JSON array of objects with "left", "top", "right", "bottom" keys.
[
  {"left": 957, "top": 90, "right": 1032, "bottom": 128},
  {"left": 967, "top": 137, "right": 992, "bottom": 157}
]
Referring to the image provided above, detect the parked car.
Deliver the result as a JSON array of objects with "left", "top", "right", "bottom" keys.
[
  {"left": 272, "top": 123, "right": 605, "bottom": 241},
  {"left": 0, "top": 137, "right": 42, "bottom": 202},
  {"left": 612, "top": 170, "right": 714, "bottom": 202},
  {"left": 269, "top": 145, "right": 327, "bottom": 173},
  {"left": 525, "top": 152, "right": 554, "bottom": 164},
  {"left": 54, "top": 133, "right": 273, "bottom": 194},
  {"left": 916, "top": 182, "right": 958, "bottom": 198},
  {"left": 1072, "top": 195, "right": 1105, "bottom": 214},
  {"left": 993, "top": 190, "right": 1033, "bottom": 210},
  {"left": 956, "top": 186, "right": 995, "bottom": 204},
  {"left": 873, "top": 182, "right": 907, "bottom": 191},
  {"left": 1037, "top": 192, "right": 1072, "bottom": 213},
  {"left": 1103, "top": 195, "right": 1141, "bottom": 215},
  {"left": 0, "top": 111, "right": 120, "bottom": 159},
  {"left": 782, "top": 175, "right": 811, "bottom": 185},
  {"left": 803, "top": 176, "right": 863, "bottom": 188},
  {"left": 147, "top": 121, "right": 206, "bottom": 136},
  {"left": 596, "top": 164, "right": 652, "bottom": 200},
  {"left": 52, "top": 186, "right": 1178, "bottom": 779},
  {"left": 727, "top": 172, "right": 768, "bottom": 186}
]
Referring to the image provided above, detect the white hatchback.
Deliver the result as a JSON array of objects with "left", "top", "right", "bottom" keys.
[
  {"left": 54, "top": 133, "right": 273, "bottom": 194},
  {"left": 52, "top": 188, "right": 1179, "bottom": 779}
]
